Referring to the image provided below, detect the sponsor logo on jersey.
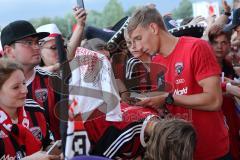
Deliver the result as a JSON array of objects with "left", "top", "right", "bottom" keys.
[
  {"left": 175, "top": 78, "right": 185, "bottom": 84},
  {"left": 174, "top": 87, "right": 188, "bottom": 95}
]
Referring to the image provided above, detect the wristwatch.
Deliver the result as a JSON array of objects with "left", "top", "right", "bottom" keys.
[{"left": 165, "top": 93, "right": 174, "bottom": 105}]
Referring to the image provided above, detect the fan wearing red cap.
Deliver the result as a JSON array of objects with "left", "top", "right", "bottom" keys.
[{"left": 36, "top": 7, "right": 86, "bottom": 72}]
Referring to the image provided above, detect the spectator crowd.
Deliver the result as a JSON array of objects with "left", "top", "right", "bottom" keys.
[{"left": 0, "top": 0, "right": 240, "bottom": 160}]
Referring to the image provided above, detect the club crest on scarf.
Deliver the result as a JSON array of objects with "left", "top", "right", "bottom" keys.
[{"left": 35, "top": 88, "right": 48, "bottom": 102}]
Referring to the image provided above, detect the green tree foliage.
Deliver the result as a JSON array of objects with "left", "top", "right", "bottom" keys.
[
  {"left": 30, "top": 17, "right": 52, "bottom": 28},
  {"left": 53, "top": 16, "right": 70, "bottom": 38},
  {"left": 30, "top": 0, "right": 127, "bottom": 37},
  {"left": 30, "top": 14, "right": 74, "bottom": 38},
  {"left": 86, "top": 10, "right": 103, "bottom": 28},
  {"left": 101, "top": 0, "right": 124, "bottom": 28},
  {"left": 172, "top": 0, "right": 193, "bottom": 19},
  {"left": 125, "top": 6, "right": 137, "bottom": 17}
]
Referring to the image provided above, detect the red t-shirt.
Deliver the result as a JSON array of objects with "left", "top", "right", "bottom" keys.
[{"left": 153, "top": 37, "right": 229, "bottom": 160}]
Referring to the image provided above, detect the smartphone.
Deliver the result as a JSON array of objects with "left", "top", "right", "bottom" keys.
[
  {"left": 77, "top": 0, "right": 84, "bottom": 9},
  {"left": 47, "top": 140, "right": 62, "bottom": 155},
  {"left": 128, "top": 97, "right": 142, "bottom": 105}
]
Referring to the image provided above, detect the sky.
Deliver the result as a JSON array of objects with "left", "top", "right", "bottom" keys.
[{"left": 0, "top": 0, "right": 233, "bottom": 28}]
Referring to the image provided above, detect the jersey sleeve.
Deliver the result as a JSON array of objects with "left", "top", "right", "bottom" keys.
[
  {"left": 191, "top": 39, "right": 221, "bottom": 82},
  {"left": 24, "top": 99, "right": 53, "bottom": 149}
]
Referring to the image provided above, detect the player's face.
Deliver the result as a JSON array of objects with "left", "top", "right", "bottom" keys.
[{"left": 128, "top": 24, "right": 159, "bottom": 56}]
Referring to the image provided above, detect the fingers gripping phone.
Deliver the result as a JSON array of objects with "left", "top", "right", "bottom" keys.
[{"left": 77, "top": 0, "right": 85, "bottom": 9}]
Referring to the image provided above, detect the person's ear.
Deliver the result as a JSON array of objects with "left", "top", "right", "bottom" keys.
[
  {"left": 3, "top": 45, "right": 16, "bottom": 59},
  {"left": 149, "top": 23, "right": 159, "bottom": 35}
]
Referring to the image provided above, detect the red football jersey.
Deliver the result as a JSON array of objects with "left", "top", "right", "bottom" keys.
[
  {"left": 83, "top": 103, "right": 158, "bottom": 159},
  {"left": 153, "top": 37, "right": 229, "bottom": 160},
  {"left": 0, "top": 99, "right": 51, "bottom": 159},
  {"left": 26, "top": 67, "right": 60, "bottom": 140}
]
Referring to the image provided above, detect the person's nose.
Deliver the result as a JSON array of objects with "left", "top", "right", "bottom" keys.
[
  {"left": 129, "top": 42, "right": 136, "bottom": 51},
  {"left": 216, "top": 43, "right": 222, "bottom": 49},
  {"left": 21, "top": 85, "right": 28, "bottom": 94},
  {"left": 134, "top": 42, "right": 143, "bottom": 52}
]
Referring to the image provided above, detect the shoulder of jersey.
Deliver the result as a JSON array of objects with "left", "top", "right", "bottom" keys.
[
  {"left": 127, "top": 57, "right": 142, "bottom": 64},
  {"left": 126, "top": 57, "right": 142, "bottom": 71},
  {"left": 35, "top": 67, "right": 60, "bottom": 78},
  {"left": 24, "top": 99, "right": 45, "bottom": 112}
]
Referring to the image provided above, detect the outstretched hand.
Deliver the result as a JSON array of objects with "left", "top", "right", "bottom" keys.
[
  {"left": 222, "top": 0, "right": 231, "bottom": 13},
  {"left": 73, "top": 7, "right": 87, "bottom": 27}
]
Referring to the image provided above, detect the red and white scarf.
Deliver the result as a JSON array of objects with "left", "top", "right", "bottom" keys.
[
  {"left": 0, "top": 107, "right": 29, "bottom": 134},
  {"left": 0, "top": 106, "right": 42, "bottom": 157},
  {"left": 65, "top": 99, "right": 91, "bottom": 159}
]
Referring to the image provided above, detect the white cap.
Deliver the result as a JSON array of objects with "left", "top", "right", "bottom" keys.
[{"left": 36, "top": 23, "right": 62, "bottom": 41}]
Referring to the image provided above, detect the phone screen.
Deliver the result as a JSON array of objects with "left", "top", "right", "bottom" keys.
[
  {"left": 77, "top": 0, "right": 84, "bottom": 9},
  {"left": 128, "top": 97, "right": 142, "bottom": 105}
]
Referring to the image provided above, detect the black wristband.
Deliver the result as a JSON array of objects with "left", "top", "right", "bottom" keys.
[{"left": 224, "top": 12, "right": 231, "bottom": 16}]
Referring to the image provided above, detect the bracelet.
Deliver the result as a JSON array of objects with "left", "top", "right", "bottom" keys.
[{"left": 224, "top": 12, "right": 231, "bottom": 16}]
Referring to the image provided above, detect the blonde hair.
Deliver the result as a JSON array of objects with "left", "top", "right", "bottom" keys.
[
  {"left": 145, "top": 118, "right": 196, "bottom": 160},
  {"left": 127, "top": 5, "right": 167, "bottom": 35}
]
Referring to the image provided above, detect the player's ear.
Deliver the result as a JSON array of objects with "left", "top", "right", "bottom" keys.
[{"left": 149, "top": 23, "right": 159, "bottom": 35}]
